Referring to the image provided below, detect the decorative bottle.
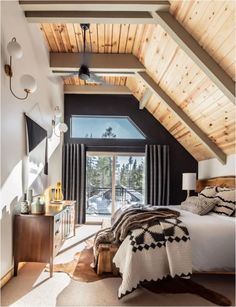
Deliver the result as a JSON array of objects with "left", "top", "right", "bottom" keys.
[
  {"left": 20, "top": 193, "right": 29, "bottom": 214},
  {"left": 55, "top": 182, "right": 63, "bottom": 201}
]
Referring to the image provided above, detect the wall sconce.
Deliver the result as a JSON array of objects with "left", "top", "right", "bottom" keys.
[
  {"left": 52, "top": 106, "right": 68, "bottom": 137},
  {"left": 4, "top": 37, "right": 37, "bottom": 101}
]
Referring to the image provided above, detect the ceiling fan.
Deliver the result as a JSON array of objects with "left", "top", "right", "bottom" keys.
[{"left": 65, "top": 24, "right": 106, "bottom": 84}]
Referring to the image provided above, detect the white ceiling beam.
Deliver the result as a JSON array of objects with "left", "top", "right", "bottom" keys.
[
  {"left": 153, "top": 11, "right": 235, "bottom": 104},
  {"left": 19, "top": 1, "right": 170, "bottom": 12},
  {"left": 53, "top": 71, "right": 136, "bottom": 77},
  {"left": 24, "top": 11, "right": 156, "bottom": 24},
  {"left": 64, "top": 84, "right": 132, "bottom": 95},
  {"left": 139, "top": 88, "right": 152, "bottom": 109},
  {"left": 50, "top": 53, "right": 146, "bottom": 73},
  {"left": 138, "top": 72, "right": 227, "bottom": 164}
]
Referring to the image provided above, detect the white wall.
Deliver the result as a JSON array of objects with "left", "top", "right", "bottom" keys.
[
  {"left": 0, "top": 0, "right": 64, "bottom": 278},
  {"left": 198, "top": 154, "right": 236, "bottom": 179}
]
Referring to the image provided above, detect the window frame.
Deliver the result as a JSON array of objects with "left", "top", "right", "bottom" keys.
[{"left": 86, "top": 151, "right": 146, "bottom": 221}]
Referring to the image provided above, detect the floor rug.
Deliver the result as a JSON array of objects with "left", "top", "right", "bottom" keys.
[
  {"left": 48, "top": 246, "right": 232, "bottom": 306},
  {"left": 47, "top": 246, "right": 114, "bottom": 282}
]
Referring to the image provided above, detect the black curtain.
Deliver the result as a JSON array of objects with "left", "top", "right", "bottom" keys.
[
  {"left": 145, "top": 145, "right": 170, "bottom": 206},
  {"left": 44, "top": 137, "right": 48, "bottom": 175},
  {"left": 62, "top": 143, "right": 86, "bottom": 224}
]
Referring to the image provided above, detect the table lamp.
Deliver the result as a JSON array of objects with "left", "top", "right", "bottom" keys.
[{"left": 182, "top": 173, "right": 196, "bottom": 199}]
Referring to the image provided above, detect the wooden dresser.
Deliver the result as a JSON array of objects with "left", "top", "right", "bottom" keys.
[{"left": 13, "top": 201, "right": 76, "bottom": 277}]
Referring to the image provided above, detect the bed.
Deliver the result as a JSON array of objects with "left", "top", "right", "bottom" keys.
[
  {"left": 96, "top": 176, "right": 235, "bottom": 275},
  {"left": 165, "top": 206, "right": 235, "bottom": 272}
]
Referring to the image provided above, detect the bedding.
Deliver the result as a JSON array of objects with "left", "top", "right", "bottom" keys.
[
  {"left": 94, "top": 206, "right": 181, "bottom": 260},
  {"left": 94, "top": 206, "right": 192, "bottom": 298},
  {"left": 198, "top": 186, "right": 218, "bottom": 198},
  {"left": 94, "top": 202, "right": 235, "bottom": 298},
  {"left": 113, "top": 217, "right": 192, "bottom": 298},
  {"left": 180, "top": 196, "right": 217, "bottom": 215},
  {"left": 167, "top": 206, "right": 235, "bottom": 272},
  {"left": 111, "top": 206, "right": 235, "bottom": 298},
  {"left": 212, "top": 189, "right": 235, "bottom": 216}
]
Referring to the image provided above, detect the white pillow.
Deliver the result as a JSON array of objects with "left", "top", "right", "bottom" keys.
[
  {"left": 216, "top": 186, "right": 235, "bottom": 192},
  {"left": 199, "top": 186, "right": 217, "bottom": 199},
  {"left": 181, "top": 196, "right": 217, "bottom": 215},
  {"left": 212, "top": 189, "right": 236, "bottom": 216}
]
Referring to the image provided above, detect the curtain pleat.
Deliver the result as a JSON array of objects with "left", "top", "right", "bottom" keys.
[
  {"left": 62, "top": 143, "right": 86, "bottom": 224},
  {"left": 145, "top": 145, "right": 170, "bottom": 206},
  {"left": 44, "top": 137, "right": 48, "bottom": 175}
]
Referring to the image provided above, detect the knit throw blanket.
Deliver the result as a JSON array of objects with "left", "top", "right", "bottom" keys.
[{"left": 94, "top": 205, "right": 192, "bottom": 298}]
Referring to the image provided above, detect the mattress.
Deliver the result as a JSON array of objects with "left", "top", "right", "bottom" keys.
[{"left": 167, "top": 205, "right": 235, "bottom": 272}]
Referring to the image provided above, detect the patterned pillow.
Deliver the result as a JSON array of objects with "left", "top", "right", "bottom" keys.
[
  {"left": 212, "top": 189, "right": 236, "bottom": 216},
  {"left": 181, "top": 196, "right": 217, "bottom": 215},
  {"left": 216, "top": 186, "right": 235, "bottom": 192},
  {"left": 199, "top": 186, "right": 218, "bottom": 199}
]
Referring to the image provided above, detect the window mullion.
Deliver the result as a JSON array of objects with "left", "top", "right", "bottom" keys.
[{"left": 111, "top": 155, "right": 116, "bottom": 214}]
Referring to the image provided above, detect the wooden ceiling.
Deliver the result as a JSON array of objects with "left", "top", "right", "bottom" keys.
[{"left": 39, "top": 0, "right": 235, "bottom": 162}]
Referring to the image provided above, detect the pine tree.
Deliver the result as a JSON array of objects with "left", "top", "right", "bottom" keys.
[{"left": 102, "top": 127, "right": 116, "bottom": 138}]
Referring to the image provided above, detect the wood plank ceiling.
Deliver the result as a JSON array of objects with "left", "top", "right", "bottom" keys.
[{"left": 40, "top": 0, "right": 235, "bottom": 161}]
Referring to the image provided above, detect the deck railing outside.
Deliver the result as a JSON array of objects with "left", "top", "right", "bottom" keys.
[{"left": 86, "top": 186, "right": 144, "bottom": 215}]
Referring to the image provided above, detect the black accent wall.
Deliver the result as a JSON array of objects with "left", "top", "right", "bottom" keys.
[{"left": 64, "top": 94, "right": 198, "bottom": 205}]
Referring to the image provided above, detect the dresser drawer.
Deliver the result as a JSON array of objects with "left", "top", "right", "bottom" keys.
[
  {"left": 54, "top": 214, "right": 62, "bottom": 229},
  {"left": 53, "top": 213, "right": 63, "bottom": 256}
]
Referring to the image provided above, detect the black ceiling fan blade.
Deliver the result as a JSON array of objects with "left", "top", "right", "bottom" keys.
[{"left": 88, "top": 73, "right": 107, "bottom": 84}]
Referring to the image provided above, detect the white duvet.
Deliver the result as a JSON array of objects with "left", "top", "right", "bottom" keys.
[{"left": 167, "top": 206, "right": 235, "bottom": 272}]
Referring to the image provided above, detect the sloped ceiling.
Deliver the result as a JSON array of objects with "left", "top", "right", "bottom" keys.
[{"left": 39, "top": 0, "right": 235, "bottom": 161}]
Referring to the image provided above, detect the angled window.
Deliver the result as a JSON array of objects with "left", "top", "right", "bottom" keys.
[{"left": 71, "top": 115, "right": 146, "bottom": 139}]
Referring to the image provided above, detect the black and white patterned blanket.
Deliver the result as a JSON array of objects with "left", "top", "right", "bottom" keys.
[{"left": 113, "top": 216, "right": 192, "bottom": 298}]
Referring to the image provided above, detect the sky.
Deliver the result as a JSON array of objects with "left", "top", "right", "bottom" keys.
[{"left": 116, "top": 156, "right": 144, "bottom": 168}]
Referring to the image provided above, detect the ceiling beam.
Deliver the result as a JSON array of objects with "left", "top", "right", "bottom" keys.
[
  {"left": 50, "top": 53, "right": 146, "bottom": 73},
  {"left": 153, "top": 11, "right": 235, "bottom": 104},
  {"left": 138, "top": 72, "right": 227, "bottom": 164},
  {"left": 19, "top": 1, "right": 170, "bottom": 12},
  {"left": 20, "top": 0, "right": 169, "bottom": 23},
  {"left": 64, "top": 84, "right": 132, "bottom": 95},
  {"left": 55, "top": 71, "right": 135, "bottom": 77},
  {"left": 139, "top": 88, "right": 152, "bottom": 109},
  {"left": 24, "top": 10, "right": 156, "bottom": 24}
]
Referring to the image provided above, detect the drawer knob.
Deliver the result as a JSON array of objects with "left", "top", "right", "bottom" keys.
[{"left": 55, "top": 230, "right": 60, "bottom": 235}]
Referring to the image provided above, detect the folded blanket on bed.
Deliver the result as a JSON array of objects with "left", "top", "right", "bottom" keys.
[
  {"left": 93, "top": 205, "right": 192, "bottom": 298},
  {"left": 93, "top": 205, "right": 180, "bottom": 260},
  {"left": 113, "top": 217, "right": 192, "bottom": 298}
]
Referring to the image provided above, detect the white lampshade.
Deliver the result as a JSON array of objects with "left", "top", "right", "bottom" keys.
[
  {"left": 58, "top": 123, "right": 68, "bottom": 133},
  {"left": 20, "top": 74, "right": 37, "bottom": 93},
  {"left": 182, "top": 173, "right": 196, "bottom": 191},
  {"left": 7, "top": 38, "right": 23, "bottom": 59},
  {"left": 54, "top": 106, "right": 62, "bottom": 118}
]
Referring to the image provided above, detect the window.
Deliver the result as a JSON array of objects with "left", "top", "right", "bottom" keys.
[
  {"left": 71, "top": 115, "right": 146, "bottom": 139},
  {"left": 86, "top": 153, "right": 145, "bottom": 220}
]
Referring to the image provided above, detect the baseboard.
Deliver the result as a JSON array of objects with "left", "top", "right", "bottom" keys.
[
  {"left": 85, "top": 221, "right": 102, "bottom": 225},
  {"left": 193, "top": 271, "right": 235, "bottom": 275},
  {"left": 0, "top": 262, "right": 25, "bottom": 288}
]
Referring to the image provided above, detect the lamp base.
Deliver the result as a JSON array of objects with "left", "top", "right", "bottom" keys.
[
  {"left": 185, "top": 190, "right": 191, "bottom": 200},
  {"left": 4, "top": 64, "right": 12, "bottom": 77}
]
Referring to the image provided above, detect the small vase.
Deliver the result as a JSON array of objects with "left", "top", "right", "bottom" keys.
[
  {"left": 21, "top": 193, "right": 29, "bottom": 214},
  {"left": 31, "top": 197, "right": 45, "bottom": 215}
]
